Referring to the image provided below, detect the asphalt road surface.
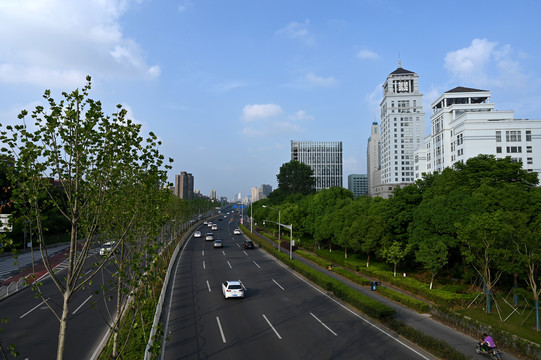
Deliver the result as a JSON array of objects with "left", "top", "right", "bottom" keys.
[
  {"left": 160, "top": 214, "right": 436, "bottom": 360},
  {"left": 0, "top": 250, "right": 119, "bottom": 359}
]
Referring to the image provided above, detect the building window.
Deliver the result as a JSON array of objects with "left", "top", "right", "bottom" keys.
[
  {"left": 526, "top": 146, "right": 532, "bottom": 153},
  {"left": 457, "top": 133, "right": 463, "bottom": 145},
  {"left": 506, "top": 146, "right": 522, "bottom": 153},
  {"left": 527, "top": 158, "right": 533, "bottom": 165},
  {"left": 526, "top": 130, "right": 532, "bottom": 141},
  {"left": 506, "top": 130, "right": 521, "bottom": 142},
  {"left": 496, "top": 147, "right": 502, "bottom": 153},
  {"left": 496, "top": 131, "right": 501, "bottom": 142}
]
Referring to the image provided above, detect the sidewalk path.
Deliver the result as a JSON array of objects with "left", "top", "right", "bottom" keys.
[{"left": 0, "top": 244, "right": 70, "bottom": 286}]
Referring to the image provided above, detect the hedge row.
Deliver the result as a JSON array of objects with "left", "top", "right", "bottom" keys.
[
  {"left": 315, "top": 249, "right": 473, "bottom": 308},
  {"left": 384, "top": 319, "right": 469, "bottom": 360},
  {"left": 244, "top": 227, "right": 395, "bottom": 320},
  {"left": 297, "top": 250, "right": 430, "bottom": 313}
]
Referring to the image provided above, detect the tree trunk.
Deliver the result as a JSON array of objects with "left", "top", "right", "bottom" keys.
[
  {"left": 57, "top": 291, "right": 71, "bottom": 360},
  {"left": 393, "top": 264, "right": 397, "bottom": 277},
  {"left": 366, "top": 253, "right": 370, "bottom": 268},
  {"left": 535, "top": 298, "right": 541, "bottom": 332},
  {"left": 344, "top": 247, "right": 347, "bottom": 259}
]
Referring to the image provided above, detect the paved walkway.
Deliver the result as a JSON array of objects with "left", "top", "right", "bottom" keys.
[
  {"left": 0, "top": 244, "right": 70, "bottom": 286},
  {"left": 250, "top": 230, "right": 520, "bottom": 360}
]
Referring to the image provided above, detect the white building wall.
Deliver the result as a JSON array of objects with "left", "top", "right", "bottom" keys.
[{"left": 415, "top": 87, "right": 541, "bottom": 179}]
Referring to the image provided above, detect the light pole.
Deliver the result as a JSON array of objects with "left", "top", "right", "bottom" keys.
[
  {"left": 262, "top": 219, "right": 293, "bottom": 260},
  {"left": 250, "top": 200, "right": 253, "bottom": 233},
  {"left": 262, "top": 205, "right": 281, "bottom": 244}
]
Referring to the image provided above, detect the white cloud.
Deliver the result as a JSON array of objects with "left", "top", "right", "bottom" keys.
[
  {"left": 242, "top": 104, "right": 283, "bottom": 121},
  {"left": 357, "top": 49, "right": 379, "bottom": 60},
  {"left": 444, "top": 38, "right": 528, "bottom": 88},
  {"left": 277, "top": 20, "right": 315, "bottom": 45},
  {"left": 0, "top": 0, "right": 159, "bottom": 88},
  {"left": 305, "top": 72, "right": 337, "bottom": 87},
  {"left": 288, "top": 110, "right": 314, "bottom": 121}
]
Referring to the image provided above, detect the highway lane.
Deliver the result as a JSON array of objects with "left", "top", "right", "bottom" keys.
[
  {"left": 0, "top": 250, "right": 120, "bottom": 359},
  {"left": 162, "top": 215, "right": 435, "bottom": 360}
]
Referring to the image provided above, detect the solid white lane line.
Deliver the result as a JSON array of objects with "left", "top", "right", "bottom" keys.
[
  {"left": 206, "top": 280, "right": 211, "bottom": 292},
  {"left": 216, "top": 316, "right": 226, "bottom": 343},
  {"left": 227, "top": 261, "right": 232, "bottom": 269},
  {"left": 310, "top": 312, "right": 338, "bottom": 336},
  {"left": 253, "top": 260, "right": 261, "bottom": 269},
  {"left": 262, "top": 314, "right": 282, "bottom": 339},
  {"left": 20, "top": 298, "right": 49, "bottom": 318},
  {"left": 284, "top": 266, "right": 432, "bottom": 360},
  {"left": 73, "top": 295, "right": 92, "bottom": 314},
  {"left": 203, "top": 261, "right": 206, "bottom": 269},
  {"left": 272, "top": 279, "right": 285, "bottom": 290}
]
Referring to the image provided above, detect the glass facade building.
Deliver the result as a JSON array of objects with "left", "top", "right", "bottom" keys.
[{"left": 291, "top": 140, "right": 343, "bottom": 191}]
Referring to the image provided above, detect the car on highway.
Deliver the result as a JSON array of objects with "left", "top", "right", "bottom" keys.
[
  {"left": 222, "top": 280, "right": 245, "bottom": 298},
  {"left": 213, "top": 239, "right": 223, "bottom": 248},
  {"left": 243, "top": 240, "right": 254, "bottom": 249},
  {"left": 207, "top": 222, "right": 212, "bottom": 227},
  {"left": 193, "top": 230, "right": 202, "bottom": 238},
  {"left": 211, "top": 224, "right": 218, "bottom": 230},
  {"left": 203, "top": 221, "right": 208, "bottom": 225},
  {"left": 205, "top": 233, "right": 214, "bottom": 241},
  {"left": 99, "top": 241, "right": 116, "bottom": 256},
  {"left": 233, "top": 228, "right": 241, "bottom": 235}
]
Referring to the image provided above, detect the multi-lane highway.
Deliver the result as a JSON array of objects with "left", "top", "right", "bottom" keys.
[
  {"left": 0, "top": 250, "right": 119, "bottom": 359},
  {"left": 160, "top": 213, "right": 435, "bottom": 360}
]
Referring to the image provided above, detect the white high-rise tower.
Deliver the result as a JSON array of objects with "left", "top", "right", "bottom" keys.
[{"left": 377, "top": 61, "right": 425, "bottom": 197}]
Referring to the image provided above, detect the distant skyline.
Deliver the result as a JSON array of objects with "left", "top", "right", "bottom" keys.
[{"left": 1, "top": 1, "right": 541, "bottom": 201}]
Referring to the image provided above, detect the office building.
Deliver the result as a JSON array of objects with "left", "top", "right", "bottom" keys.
[
  {"left": 348, "top": 174, "right": 368, "bottom": 197},
  {"left": 251, "top": 184, "right": 273, "bottom": 202},
  {"left": 367, "top": 121, "right": 382, "bottom": 196},
  {"left": 376, "top": 62, "right": 425, "bottom": 198},
  {"left": 291, "top": 140, "right": 343, "bottom": 191},
  {"left": 414, "top": 87, "right": 541, "bottom": 179},
  {"left": 174, "top": 171, "right": 194, "bottom": 199}
]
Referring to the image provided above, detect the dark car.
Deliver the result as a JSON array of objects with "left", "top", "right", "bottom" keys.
[{"left": 243, "top": 240, "right": 255, "bottom": 249}]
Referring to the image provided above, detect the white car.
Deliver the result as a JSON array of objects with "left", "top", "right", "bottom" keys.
[
  {"left": 207, "top": 222, "right": 213, "bottom": 227},
  {"left": 193, "top": 230, "right": 202, "bottom": 238},
  {"left": 211, "top": 224, "right": 218, "bottom": 231},
  {"left": 233, "top": 228, "right": 241, "bottom": 235},
  {"left": 99, "top": 241, "right": 116, "bottom": 256},
  {"left": 205, "top": 233, "right": 214, "bottom": 241},
  {"left": 213, "top": 239, "right": 223, "bottom": 248},
  {"left": 222, "top": 280, "right": 245, "bottom": 298}
]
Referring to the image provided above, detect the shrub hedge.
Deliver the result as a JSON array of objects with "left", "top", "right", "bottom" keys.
[{"left": 315, "top": 249, "right": 473, "bottom": 308}]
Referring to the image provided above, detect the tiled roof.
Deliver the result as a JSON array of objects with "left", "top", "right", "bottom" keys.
[
  {"left": 445, "top": 86, "right": 487, "bottom": 93},
  {"left": 390, "top": 67, "right": 414, "bottom": 75}
]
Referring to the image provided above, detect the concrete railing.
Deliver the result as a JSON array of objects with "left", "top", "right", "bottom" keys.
[{"left": 0, "top": 277, "right": 28, "bottom": 299}]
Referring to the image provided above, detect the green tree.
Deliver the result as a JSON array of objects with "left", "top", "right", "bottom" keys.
[
  {"left": 272, "top": 160, "right": 315, "bottom": 200},
  {"left": 0, "top": 77, "right": 171, "bottom": 360},
  {"left": 513, "top": 187, "right": 541, "bottom": 331},
  {"left": 380, "top": 240, "right": 410, "bottom": 277}
]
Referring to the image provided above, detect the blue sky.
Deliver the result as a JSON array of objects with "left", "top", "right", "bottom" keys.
[{"left": 1, "top": 0, "right": 540, "bottom": 201}]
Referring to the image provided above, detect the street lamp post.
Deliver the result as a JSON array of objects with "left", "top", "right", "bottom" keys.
[
  {"left": 262, "top": 219, "right": 293, "bottom": 260},
  {"left": 262, "top": 205, "right": 281, "bottom": 245}
]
